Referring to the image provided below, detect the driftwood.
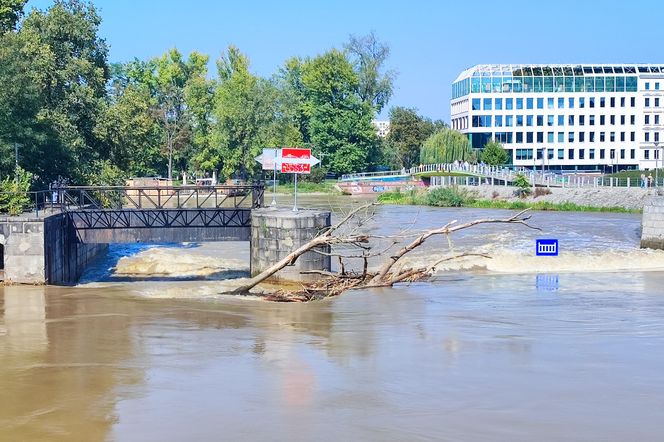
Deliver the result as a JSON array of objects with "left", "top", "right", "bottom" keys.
[{"left": 230, "top": 205, "right": 538, "bottom": 300}]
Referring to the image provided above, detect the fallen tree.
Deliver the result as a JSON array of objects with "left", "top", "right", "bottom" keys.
[{"left": 230, "top": 204, "right": 538, "bottom": 301}]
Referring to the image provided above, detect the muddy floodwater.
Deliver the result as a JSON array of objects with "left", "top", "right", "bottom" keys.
[{"left": 2, "top": 197, "right": 664, "bottom": 441}]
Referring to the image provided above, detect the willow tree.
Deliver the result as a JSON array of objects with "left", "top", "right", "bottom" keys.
[{"left": 420, "top": 128, "right": 474, "bottom": 164}]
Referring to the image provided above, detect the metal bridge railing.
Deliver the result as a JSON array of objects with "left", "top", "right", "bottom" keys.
[{"left": 54, "top": 184, "right": 265, "bottom": 211}]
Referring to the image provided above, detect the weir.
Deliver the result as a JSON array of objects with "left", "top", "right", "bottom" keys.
[{"left": 0, "top": 184, "right": 332, "bottom": 285}]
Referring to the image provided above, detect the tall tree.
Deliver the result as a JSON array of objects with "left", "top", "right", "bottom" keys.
[
  {"left": 302, "top": 49, "right": 379, "bottom": 174},
  {"left": 0, "top": 0, "right": 109, "bottom": 185},
  {"left": 0, "top": 0, "right": 26, "bottom": 33},
  {"left": 420, "top": 127, "right": 474, "bottom": 164},
  {"left": 213, "top": 46, "right": 282, "bottom": 180},
  {"left": 385, "top": 107, "right": 436, "bottom": 169},
  {"left": 344, "top": 32, "right": 396, "bottom": 114}
]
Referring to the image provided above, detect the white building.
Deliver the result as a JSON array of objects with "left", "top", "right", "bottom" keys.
[
  {"left": 372, "top": 120, "right": 390, "bottom": 138},
  {"left": 450, "top": 64, "right": 664, "bottom": 171}
]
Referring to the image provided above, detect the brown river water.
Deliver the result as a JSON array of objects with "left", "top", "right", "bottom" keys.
[{"left": 2, "top": 196, "right": 664, "bottom": 441}]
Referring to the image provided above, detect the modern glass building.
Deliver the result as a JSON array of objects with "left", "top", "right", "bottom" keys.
[{"left": 450, "top": 64, "right": 664, "bottom": 171}]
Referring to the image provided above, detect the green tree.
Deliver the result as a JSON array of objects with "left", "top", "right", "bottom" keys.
[
  {"left": 302, "top": 49, "right": 379, "bottom": 175},
  {"left": 212, "top": 46, "right": 288, "bottom": 180},
  {"left": 0, "top": 0, "right": 26, "bottom": 33},
  {"left": 0, "top": 0, "right": 109, "bottom": 185},
  {"left": 385, "top": 107, "right": 436, "bottom": 168},
  {"left": 480, "top": 140, "right": 509, "bottom": 166},
  {"left": 344, "top": 32, "right": 396, "bottom": 114},
  {"left": 420, "top": 127, "right": 474, "bottom": 164}
]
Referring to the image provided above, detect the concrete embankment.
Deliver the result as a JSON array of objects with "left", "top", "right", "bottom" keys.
[{"left": 460, "top": 185, "right": 655, "bottom": 210}]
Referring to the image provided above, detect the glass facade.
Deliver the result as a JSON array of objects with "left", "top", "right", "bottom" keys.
[{"left": 451, "top": 64, "right": 651, "bottom": 99}]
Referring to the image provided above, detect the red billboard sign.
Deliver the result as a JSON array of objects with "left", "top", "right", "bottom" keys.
[{"left": 281, "top": 148, "right": 312, "bottom": 174}]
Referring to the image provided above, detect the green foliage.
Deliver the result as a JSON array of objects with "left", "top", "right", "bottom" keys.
[
  {"left": 480, "top": 140, "right": 509, "bottom": 166},
  {"left": 420, "top": 128, "right": 474, "bottom": 164},
  {"left": 0, "top": 166, "right": 32, "bottom": 215},
  {"left": 512, "top": 173, "right": 532, "bottom": 198},
  {"left": 300, "top": 167, "right": 327, "bottom": 184},
  {"left": 302, "top": 49, "right": 379, "bottom": 175},
  {"left": 424, "top": 186, "right": 476, "bottom": 207},
  {"left": 377, "top": 189, "right": 422, "bottom": 205},
  {"left": 0, "top": 0, "right": 26, "bottom": 32},
  {"left": 344, "top": 32, "right": 395, "bottom": 114},
  {"left": 385, "top": 107, "right": 438, "bottom": 169}
]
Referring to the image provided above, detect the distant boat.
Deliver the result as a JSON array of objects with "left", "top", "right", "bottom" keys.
[{"left": 335, "top": 170, "right": 424, "bottom": 195}]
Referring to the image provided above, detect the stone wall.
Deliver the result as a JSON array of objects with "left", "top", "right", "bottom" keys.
[
  {"left": 0, "top": 213, "right": 106, "bottom": 285},
  {"left": 251, "top": 209, "right": 331, "bottom": 282},
  {"left": 641, "top": 197, "right": 664, "bottom": 249}
]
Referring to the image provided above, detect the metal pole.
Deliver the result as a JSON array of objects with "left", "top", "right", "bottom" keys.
[
  {"left": 655, "top": 141, "right": 660, "bottom": 188},
  {"left": 292, "top": 173, "right": 298, "bottom": 212},
  {"left": 271, "top": 148, "right": 277, "bottom": 206}
]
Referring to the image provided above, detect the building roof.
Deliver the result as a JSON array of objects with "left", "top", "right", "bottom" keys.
[{"left": 454, "top": 64, "right": 664, "bottom": 82}]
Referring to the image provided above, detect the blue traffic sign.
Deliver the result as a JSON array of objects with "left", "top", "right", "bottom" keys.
[{"left": 536, "top": 239, "right": 558, "bottom": 256}]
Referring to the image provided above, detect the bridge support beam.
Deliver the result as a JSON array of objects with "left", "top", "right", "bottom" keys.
[{"left": 251, "top": 209, "right": 331, "bottom": 282}]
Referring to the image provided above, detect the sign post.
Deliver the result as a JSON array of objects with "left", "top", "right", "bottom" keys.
[{"left": 281, "top": 148, "right": 319, "bottom": 212}]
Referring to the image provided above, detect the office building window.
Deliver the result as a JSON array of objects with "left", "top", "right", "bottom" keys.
[
  {"left": 537, "top": 132, "right": 544, "bottom": 143},
  {"left": 495, "top": 115, "right": 503, "bottom": 127},
  {"left": 484, "top": 98, "right": 492, "bottom": 110},
  {"left": 506, "top": 98, "right": 513, "bottom": 110},
  {"left": 548, "top": 132, "right": 554, "bottom": 143},
  {"left": 516, "top": 132, "right": 523, "bottom": 143},
  {"left": 631, "top": 132, "right": 636, "bottom": 141},
  {"left": 580, "top": 97, "right": 585, "bottom": 108},
  {"left": 589, "top": 97, "right": 595, "bottom": 108},
  {"left": 610, "top": 115, "right": 615, "bottom": 125},
  {"left": 558, "top": 115, "right": 564, "bottom": 126},
  {"left": 610, "top": 97, "right": 615, "bottom": 107},
  {"left": 495, "top": 98, "right": 503, "bottom": 110},
  {"left": 472, "top": 98, "right": 480, "bottom": 110},
  {"left": 548, "top": 97, "right": 554, "bottom": 109},
  {"left": 579, "top": 132, "right": 585, "bottom": 142},
  {"left": 656, "top": 115, "right": 661, "bottom": 125},
  {"left": 527, "top": 132, "right": 533, "bottom": 143},
  {"left": 631, "top": 149, "right": 635, "bottom": 159},
  {"left": 527, "top": 98, "right": 534, "bottom": 109},
  {"left": 600, "top": 132, "right": 605, "bottom": 142},
  {"left": 645, "top": 150, "right": 650, "bottom": 160},
  {"left": 646, "top": 98, "right": 650, "bottom": 107},
  {"left": 558, "top": 132, "right": 564, "bottom": 142},
  {"left": 516, "top": 98, "right": 523, "bottom": 109},
  {"left": 646, "top": 82, "right": 651, "bottom": 90},
  {"left": 621, "top": 115, "right": 625, "bottom": 125},
  {"left": 558, "top": 149, "right": 564, "bottom": 159},
  {"left": 600, "top": 115, "right": 605, "bottom": 125},
  {"left": 590, "top": 132, "right": 595, "bottom": 142},
  {"left": 579, "top": 115, "right": 585, "bottom": 126},
  {"left": 656, "top": 98, "right": 661, "bottom": 107},
  {"left": 621, "top": 132, "right": 625, "bottom": 142},
  {"left": 589, "top": 149, "right": 595, "bottom": 159},
  {"left": 568, "top": 115, "right": 575, "bottom": 126},
  {"left": 537, "top": 115, "right": 544, "bottom": 126},
  {"left": 579, "top": 149, "right": 585, "bottom": 159},
  {"left": 630, "top": 115, "right": 635, "bottom": 125},
  {"left": 568, "top": 132, "right": 575, "bottom": 142},
  {"left": 621, "top": 97, "right": 626, "bottom": 107},
  {"left": 621, "top": 149, "right": 625, "bottom": 159},
  {"left": 506, "top": 115, "right": 513, "bottom": 127},
  {"left": 646, "top": 115, "right": 651, "bottom": 124},
  {"left": 631, "top": 97, "right": 636, "bottom": 107},
  {"left": 600, "top": 149, "right": 605, "bottom": 159},
  {"left": 558, "top": 97, "right": 564, "bottom": 109},
  {"left": 548, "top": 115, "right": 554, "bottom": 126},
  {"left": 568, "top": 97, "right": 574, "bottom": 108},
  {"left": 537, "top": 98, "right": 544, "bottom": 109},
  {"left": 589, "top": 115, "right": 595, "bottom": 126},
  {"left": 568, "top": 148, "right": 575, "bottom": 159},
  {"left": 610, "top": 132, "right": 615, "bottom": 142},
  {"left": 645, "top": 132, "right": 650, "bottom": 142}
]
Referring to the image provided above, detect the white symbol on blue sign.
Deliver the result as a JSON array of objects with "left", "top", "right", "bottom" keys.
[{"left": 536, "top": 239, "right": 558, "bottom": 256}]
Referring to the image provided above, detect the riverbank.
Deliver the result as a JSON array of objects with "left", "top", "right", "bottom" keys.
[{"left": 378, "top": 185, "right": 655, "bottom": 212}]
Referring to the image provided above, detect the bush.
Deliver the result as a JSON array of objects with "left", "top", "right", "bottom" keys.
[
  {"left": 533, "top": 187, "right": 552, "bottom": 198},
  {"left": 0, "top": 167, "right": 33, "bottom": 216},
  {"left": 424, "top": 186, "right": 476, "bottom": 207},
  {"left": 512, "top": 173, "right": 532, "bottom": 198}
]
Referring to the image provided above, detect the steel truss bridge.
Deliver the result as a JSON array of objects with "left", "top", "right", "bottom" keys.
[{"left": 51, "top": 184, "right": 265, "bottom": 243}]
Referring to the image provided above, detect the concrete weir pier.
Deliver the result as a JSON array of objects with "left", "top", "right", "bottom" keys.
[
  {"left": 0, "top": 213, "right": 106, "bottom": 284},
  {"left": 251, "top": 208, "right": 332, "bottom": 282},
  {"left": 641, "top": 196, "right": 664, "bottom": 249}
]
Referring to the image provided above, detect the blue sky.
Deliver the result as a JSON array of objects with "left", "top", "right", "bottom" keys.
[{"left": 26, "top": 0, "right": 664, "bottom": 121}]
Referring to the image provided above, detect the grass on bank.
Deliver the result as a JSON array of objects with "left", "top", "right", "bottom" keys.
[
  {"left": 377, "top": 187, "right": 639, "bottom": 213},
  {"left": 273, "top": 180, "right": 340, "bottom": 194}
]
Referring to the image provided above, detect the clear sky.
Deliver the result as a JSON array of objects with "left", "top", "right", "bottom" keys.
[{"left": 25, "top": 0, "right": 664, "bottom": 122}]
